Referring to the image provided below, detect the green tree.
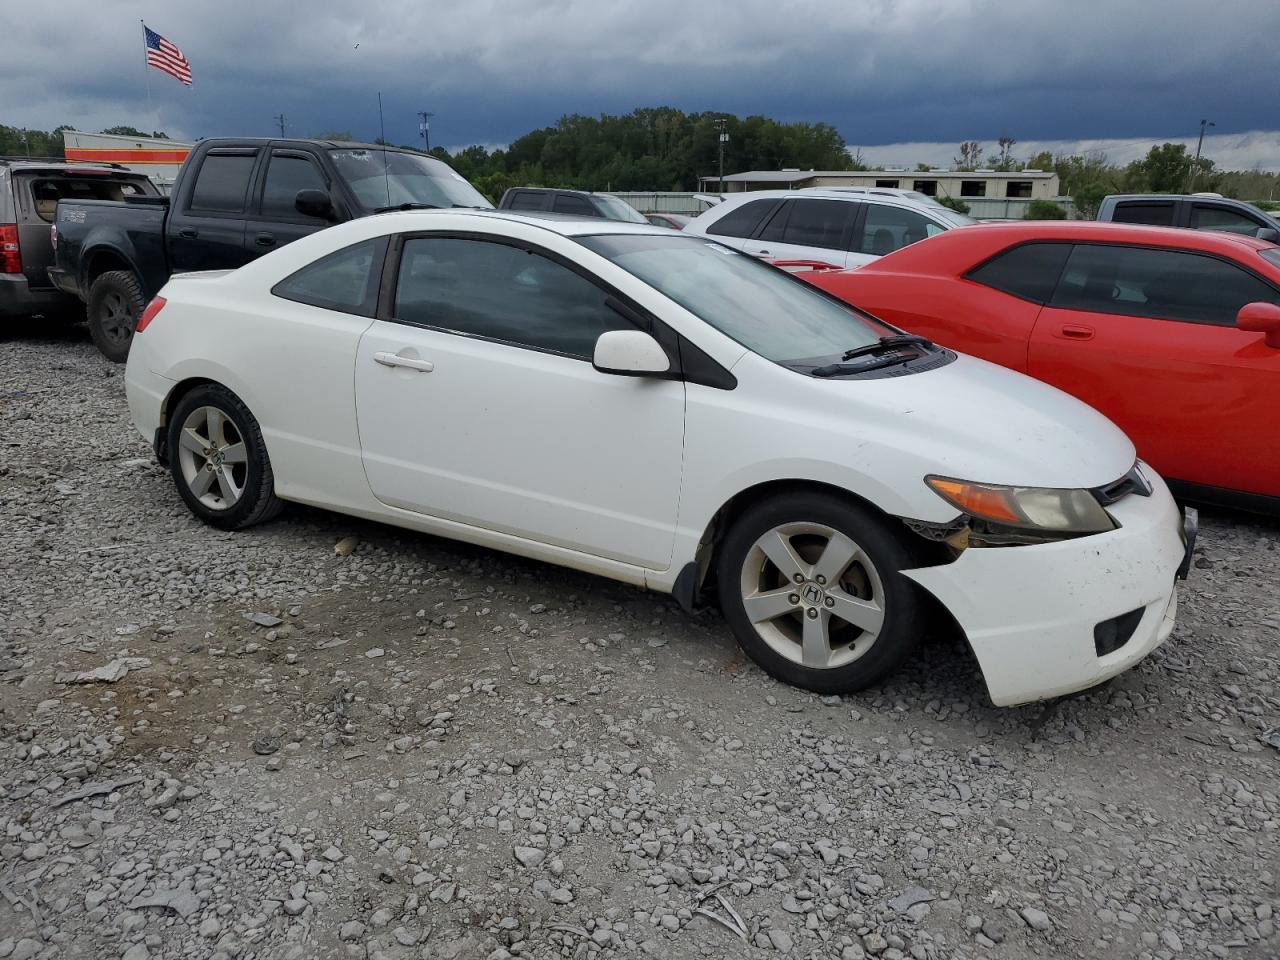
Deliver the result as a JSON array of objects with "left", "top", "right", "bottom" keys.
[
  {"left": 316, "top": 130, "right": 356, "bottom": 142},
  {"left": 101, "top": 125, "right": 169, "bottom": 139},
  {"left": 1025, "top": 150, "right": 1054, "bottom": 171},
  {"left": 1024, "top": 198, "right": 1067, "bottom": 220},
  {"left": 1126, "top": 142, "right": 1214, "bottom": 193},
  {"left": 1073, "top": 181, "right": 1111, "bottom": 220}
]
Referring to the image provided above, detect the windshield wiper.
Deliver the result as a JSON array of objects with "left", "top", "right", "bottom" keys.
[
  {"left": 811, "top": 354, "right": 917, "bottom": 378},
  {"left": 372, "top": 202, "right": 440, "bottom": 213},
  {"left": 840, "top": 335, "right": 932, "bottom": 361}
]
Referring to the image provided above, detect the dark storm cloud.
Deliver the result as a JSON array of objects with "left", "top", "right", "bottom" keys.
[{"left": 3, "top": 0, "right": 1275, "bottom": 159}]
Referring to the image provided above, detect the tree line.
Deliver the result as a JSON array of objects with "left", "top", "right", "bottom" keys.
[{"left": 6, "top": 114, "right": 1280, "bottom": 214}]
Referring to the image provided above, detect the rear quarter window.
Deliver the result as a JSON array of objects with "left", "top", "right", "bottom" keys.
[
  {"left": 706, "top": 199, "right": 780, "bottom": 239},
  {"left": 1110, "top": 201, "right": 1176, "bottom": 226},
  {"left": 965, "top": 242, "right": 1072, "bottom": 303}
]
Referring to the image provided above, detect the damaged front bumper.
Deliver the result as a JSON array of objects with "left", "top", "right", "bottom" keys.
[{"left": 904, "top": 472, "right": 1186, "bottom": 707}]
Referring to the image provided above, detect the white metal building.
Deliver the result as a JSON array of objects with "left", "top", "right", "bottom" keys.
[{"left": 700, "top": 168, "right": 1060, "bottom": 201}]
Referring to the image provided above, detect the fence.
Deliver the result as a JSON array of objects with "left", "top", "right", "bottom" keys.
[{"left": 607, "top": 192, "right": 713, "bottom": 215}]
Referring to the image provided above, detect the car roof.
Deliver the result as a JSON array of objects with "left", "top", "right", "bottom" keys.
[
  {"left": 958, "top": 219, "right": 1275, "bottom": 251},
  {"left": 851, "top": 219, "right": 1279, "bottom": 278},
  {"left": 372, "top": 207, "right": 677, "bottom": 237},
  {"left": 713, "top": 188, "right": 950, "bottom": 216},
  {"left": 0, "top": 158, "right": 145, "bottom": 175}
]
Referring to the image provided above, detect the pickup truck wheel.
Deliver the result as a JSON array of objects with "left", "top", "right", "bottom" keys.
[
  {"left": 166, "top": 384, "right": 285, "bottom": 530},
  {"left": 87, "top": 270, "right": 146, "bottom": 363}
]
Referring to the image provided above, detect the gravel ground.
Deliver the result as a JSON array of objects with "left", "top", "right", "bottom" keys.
[{"left": 1, "top": 322, "right": 1277, "bottom": 960}]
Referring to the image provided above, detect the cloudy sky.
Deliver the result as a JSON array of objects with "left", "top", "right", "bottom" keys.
[{"left": 6, "top": 0, "right": 1279, "bottom": 168}]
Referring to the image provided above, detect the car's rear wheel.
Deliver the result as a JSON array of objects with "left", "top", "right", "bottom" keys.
[
  {"left": 166, "top": 384, "right": 284, "bottom": 530},
  {"left": 717, "top": 492, "right": 925, "bottom": 694},
  {"left": 87, "top": 270, "right": 145, "bottom": 363}
]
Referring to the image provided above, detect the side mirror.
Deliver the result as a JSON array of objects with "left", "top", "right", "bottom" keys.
[
  {"left": 592, "top": 330, "right": 671, "bottom": 376},
  {"left": 1236, "top": 301, "right": 1280, "bottom": 348},
  {"left": 295, "top": 189, "right": 335, "bottom": 220},
  {"left": 1255, "top": 227, "right": 1279, "bottom": 243}
]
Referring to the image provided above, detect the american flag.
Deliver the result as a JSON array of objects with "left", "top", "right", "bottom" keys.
[{"left": 143, "top": 25, "right": 192, "bottom": 86}]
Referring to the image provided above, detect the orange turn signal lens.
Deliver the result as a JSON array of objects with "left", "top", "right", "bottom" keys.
[{"left": 926, "top": 477, "right": 1025, "bottom": 525}]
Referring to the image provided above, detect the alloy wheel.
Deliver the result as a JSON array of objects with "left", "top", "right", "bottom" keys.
[
  {"left": 99, "top": 291, "right": 136, "bottom": 346},
  {"left": 738, "top": 521, "right": 885, "bottom": 670},
  {"left": 176, "top": 406, "right": 248, "bottom": 510}
]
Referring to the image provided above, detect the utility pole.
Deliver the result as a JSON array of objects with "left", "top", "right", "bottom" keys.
[
  {"left": 715, "top": 118, "right": 729, "bottom": 195},
  {"left": 273, "top": 113, "right": 286, "bottom": 137},
  {"left": 418, "top": 111, "right": 434, "bottom": 153},
  {"left": 1192, "top": 118, "right": 1214, "bottom": 190}
]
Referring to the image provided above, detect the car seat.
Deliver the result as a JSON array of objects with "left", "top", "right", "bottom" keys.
[{"left": 871, "top": 228, "right": 896, "bottom": 256}]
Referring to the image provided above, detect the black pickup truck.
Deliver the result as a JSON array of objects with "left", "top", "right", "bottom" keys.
[{"left": 50, "top": 137, "right": 491, "bottom": 360}]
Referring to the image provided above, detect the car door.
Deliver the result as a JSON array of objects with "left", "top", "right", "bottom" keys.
[
  {"left": 353, "top": 232, "right": 686, "bottom": 569},
  {"left": 168, "top": 147, "right": 261, "bottom": 273},
  {"left": 244, "top": 148, "right": 337, "bottom": 255},
  {"left": 1028, "top": 242, "right": 1280, "bottom": 494},
  {"left": 741, "top": 198, "right": 857, "bottom": 267},
  {"left": 850, "top": 202, "right": 950, "bottom": 268}
]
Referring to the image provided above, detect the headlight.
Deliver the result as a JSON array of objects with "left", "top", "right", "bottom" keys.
[{"left": 925, "top": 476, "right": 1116, "bottom": 535}]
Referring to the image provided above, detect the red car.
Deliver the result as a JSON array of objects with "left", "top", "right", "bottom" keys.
[{"left": 800, "top": 221, "right": 1280, "bottom": 512}]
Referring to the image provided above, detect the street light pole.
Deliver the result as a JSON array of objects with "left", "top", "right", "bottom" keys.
[
  {"left": 1192, "top": 118, "right": 1214, "bottom": 190},
  {"left": 715, "top": 118, "right": 728, "bottom": 195},
  {"left": 418, "top": 111, "right": 434, "bottom": 153}
]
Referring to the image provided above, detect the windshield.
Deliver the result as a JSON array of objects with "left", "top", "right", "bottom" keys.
[
  {"left": 329, "top": 149, "right": 492, "bottom": 211},
  {"left": 579, "top": 234, "right": 888, "bottom": 363},
  {"left": 594, "top": 195, "right": 648, "bottom": 224}
]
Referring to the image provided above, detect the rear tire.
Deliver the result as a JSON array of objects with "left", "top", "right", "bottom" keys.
[
  {"left": 716, "top": 491, "right": 926, "bottom": 695},
  {"left": 87, "top": 270, "right": 145, "bottom": 363},
  {"left": 166, "top": 383, "right": 284, "bottom": 530}
]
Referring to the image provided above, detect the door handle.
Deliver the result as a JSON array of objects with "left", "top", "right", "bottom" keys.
[
  {"left": 1058, "top": 324, "right": 1095, "bottom": 341},
  {"left": 755, "top": 249, "right": 771, "bottom": 256},
  {"left": 255, "top": 232, "right": 276, "bottom": 247},
  {"left": 373, "top": 351, "right": 434, "bottom": 373},
  {"left": 178, "top": 228, "right": 198, "bottom": 239}
]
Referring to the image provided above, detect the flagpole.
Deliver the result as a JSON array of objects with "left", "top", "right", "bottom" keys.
[{"left": 141, "top": 20, "right": 154, "bottom": 127}]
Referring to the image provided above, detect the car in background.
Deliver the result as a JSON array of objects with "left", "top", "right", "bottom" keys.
[
  {"left": 645, "top": 212, "right": 690, "bottom": 230},
  {"left": 1, "top": 157, "right": 158, "bottom": 321},
  {"left": 1098, "top": 193, "right": 1280, "bottom": 240},
  {"left": 125, "top": 209, "right": 1191, "bottom": 707},
  {"left": 800, "top": 221, "right": 1280, "bottom": 513},
  {"left": 683, "top": 189, "right": 972, "bottom": 269},
  {"left": 49, "top": 138, "right": 490, "bottom": 361},
  {"left": 498, "top": 187, "right": 648, "bottom": 223}
]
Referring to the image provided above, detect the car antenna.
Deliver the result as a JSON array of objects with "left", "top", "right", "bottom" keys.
[{"left": 377, "top": 91, "right": 390, "bottom": 208}]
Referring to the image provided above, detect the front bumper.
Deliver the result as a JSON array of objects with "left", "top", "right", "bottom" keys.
[{"left": 905, "top": 473, "right": 1186, "bottom": 706}]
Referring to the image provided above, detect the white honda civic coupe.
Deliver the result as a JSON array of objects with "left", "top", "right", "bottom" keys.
[{"left": 124, "top": 210, "right": 1194, "bottom": 706}]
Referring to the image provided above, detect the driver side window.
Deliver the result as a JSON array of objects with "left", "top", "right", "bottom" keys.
[{"left": 392, "top": 237, "right": 637, "bottom": 360}]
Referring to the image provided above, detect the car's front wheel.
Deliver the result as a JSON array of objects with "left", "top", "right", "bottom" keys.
[
  {"left": 166, "top": 384, "right": 284, "bottom": 530},
  {"left": 717, "top": 491, "right": 926, "bottom": 694}
]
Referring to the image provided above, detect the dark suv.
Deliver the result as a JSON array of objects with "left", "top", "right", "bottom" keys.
[
  {"left": 1, "top": 157, "right": 158, "bottom": 320},
  {"left": 498, "top": 187, "right": 648, "bottom": 223}
]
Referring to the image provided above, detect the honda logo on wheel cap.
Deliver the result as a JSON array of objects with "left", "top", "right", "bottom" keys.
[{"left": 802, "top": 584, "right": 822, "bottom": 604}]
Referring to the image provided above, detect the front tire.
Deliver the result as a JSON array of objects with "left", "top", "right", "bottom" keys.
[
  {"left": 716, "top": 492, "right": 926, "bottom": 695},
  {"left": 166, "top": 384, "right": 284, "bottom": 530},
  {"left": 87, "top": 270, "right": 146, "bottom": 363}
]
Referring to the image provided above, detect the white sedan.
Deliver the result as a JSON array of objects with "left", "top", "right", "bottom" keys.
[{"left": 124, "top": 210, "right": 1192, "bottom": 706}]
